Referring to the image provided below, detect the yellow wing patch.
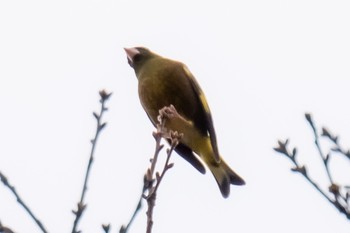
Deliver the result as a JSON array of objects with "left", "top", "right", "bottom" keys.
[
  {"left": 182, "top": 64, "right": 220, "bottom": 162},
  {"left": 183, "top": 65, "right": 210, "bottom": 113},
  {"left": 199, "top": 92, "right": 210, "bottom": 113}
]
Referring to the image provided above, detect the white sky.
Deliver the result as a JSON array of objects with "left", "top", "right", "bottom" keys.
[{"left": 0, "top": 0, "right": 349, "bottom": 232}]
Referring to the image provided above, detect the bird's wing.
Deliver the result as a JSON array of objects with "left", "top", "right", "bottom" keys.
[{"left": 181, "top": 65, "right": 220, "bottom": 162}]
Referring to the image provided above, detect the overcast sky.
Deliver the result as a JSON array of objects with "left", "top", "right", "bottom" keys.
[{"left": 0, "top": 0, "right": 349, "bottom": 232}]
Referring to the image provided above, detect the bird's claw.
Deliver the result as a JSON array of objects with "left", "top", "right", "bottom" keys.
[{"left": 158, "top": 105, "right": 179, "bottom": 122}]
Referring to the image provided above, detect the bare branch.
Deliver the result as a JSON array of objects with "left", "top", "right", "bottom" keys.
[
  {"left": 274, "top": 113, "right": 350, "bottom": 220},
  {"left": 305, "top": 113, "right": 334, "bottom": 184},
  {"left": 119, "top": 184, "right": 145, "bottom": 233},
  {"left": 71, "top": 90, "right": 112, "bottom": 233},
  {"left": 322, "top": 127, "right": 350, "bottom": 160},
  {"left": 120, "top": 105, "right": 182, "bottom": 233},
  {"left": 0, "top": 172, "right": 48, "bottom": 233}
]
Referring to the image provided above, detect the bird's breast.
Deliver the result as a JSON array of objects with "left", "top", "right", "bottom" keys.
[
  {"left": 137, "top": 60, "right": 199, "bottom": 126},
  {"left": 138, "top": 74, "right": 173, "bottom": 123}
]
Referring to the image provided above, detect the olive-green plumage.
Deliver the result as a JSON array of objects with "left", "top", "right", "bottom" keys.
[{"left": 125, "top": 47, "right": 245, "bottom": 198}]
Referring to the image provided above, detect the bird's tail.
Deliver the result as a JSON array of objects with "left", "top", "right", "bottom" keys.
[{"left": 208, "top": 159, "right": 245, "bottom": 198}]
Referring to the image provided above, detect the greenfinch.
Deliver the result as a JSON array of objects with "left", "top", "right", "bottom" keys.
[{"left": 124, "top": 47, "right": 245, "bottom": 198}]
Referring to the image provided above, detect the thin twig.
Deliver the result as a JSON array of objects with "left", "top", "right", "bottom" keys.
[
  {"left": 144, "top": 107, "right": 182, "bottom": 233},
  {"left": 71, "top": 90, "right": 112, "bottom": 233},
  {"left": 119, "top": 184, "right": 146, "bottom": 233},
  {"left": 144, "top": 130, "right": 163, "bottom": 233},
  {"left": 0, "top": 172, "right": 48, "bottom": 233},
  {"left": 119, "top": 132, "right": 164, "bottom": 233},
  {"left": 273, "top": 139, "right": 335, "bottom": 206},
  {"left": 144, "top": 135, "right": 178, "bottom": 233},
  {"left": 149, "top": 134, "right": 178, "bottom": 198},
  {"left": 322, "top": 127, "right": 350, "bottom": 160},
  {"left": 305, "top": 113, "right": 334, "bottom": 184},
  {"left": 119, "top": 106, "right": 182, "bottom": 233},
  {"left": 305, "top": 114, "right": 349, "bottom": 208},
  {"left": 274, "top": 113, "right": 350, "bottom": 220}
]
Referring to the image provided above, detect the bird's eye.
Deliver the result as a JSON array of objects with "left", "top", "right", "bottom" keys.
[{"left": 133, "top": 54, "right": 142, "bottom": 63}]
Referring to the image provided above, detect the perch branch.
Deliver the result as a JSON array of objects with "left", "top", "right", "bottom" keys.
[{"left": 119, "top": 105, "right": 182, "bottom": 233}]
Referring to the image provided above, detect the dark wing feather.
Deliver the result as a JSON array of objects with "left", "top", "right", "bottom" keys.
[
  {"left": 180, "top": 65, "right": 220, "bottom": 162},
  {"left": 170, "top": 142, "right": 206, "bottom": 174}
]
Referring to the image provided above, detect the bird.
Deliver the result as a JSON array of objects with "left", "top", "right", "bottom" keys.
[{"left": 124, "top": 47, "right": 245, "bottom": 198}]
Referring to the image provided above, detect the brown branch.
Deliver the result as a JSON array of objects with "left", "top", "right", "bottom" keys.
[
  {"left": 144, "top": 106, "right": 182, "bottom": 233},
  {"left": 119, "top": 105, "right": 183, "bottom": 233},
  {"left": 0, "top": 172, "right": 48, "bottom": 233},
  {"left": 144, "top": 132, "right": 179, "bottom": 233},
  {"left": 119, "top": 133, "right": 165, "bottom": 233},
  {"left": 274, "top": 113, "right": 350, "bottom": 220},
  {"left": 71, "top": 90, "right": 112, "bottom": 233},
  {"left": 144, "top": 130, "right": 163, "bottom": 233},
  {"left": 273, "top": 139, "right": 335, "bottom": 205}
]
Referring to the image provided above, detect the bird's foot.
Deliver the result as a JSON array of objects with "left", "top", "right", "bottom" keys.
[
  {"left": 158, "top": 105, "right": 179, "bottom": 122},
  {"left": 156, "top": 105, "right": 183, "bottom": 139}
]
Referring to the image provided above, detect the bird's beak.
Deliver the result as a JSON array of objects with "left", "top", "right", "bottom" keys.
[{"left": 124, "top": 47, "right": 139, "bottom": 68}]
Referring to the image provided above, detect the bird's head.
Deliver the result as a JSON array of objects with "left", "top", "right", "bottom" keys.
[{"left": 124, "top": 47, "right": 157, "bottom": 73}]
